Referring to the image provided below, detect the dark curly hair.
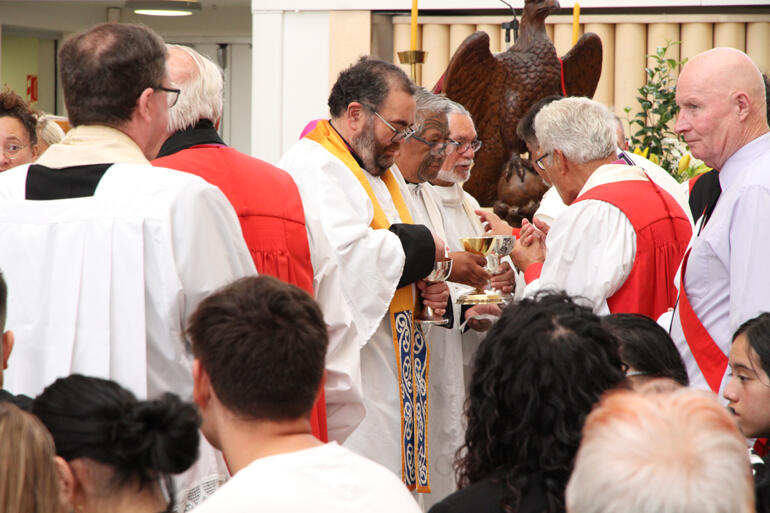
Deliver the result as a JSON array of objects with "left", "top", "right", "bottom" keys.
[
  {"left": 31, "top": 375, "right": 199, "bottom": 511},
  {"left": 327, "top": 56, "right": 415, "bottom": 119},
  {"left": 0, "top": 88, "right": 39, "bottom": 145},
  {"left": 457, "top": 292, "right": 627, "bottom": 513}
]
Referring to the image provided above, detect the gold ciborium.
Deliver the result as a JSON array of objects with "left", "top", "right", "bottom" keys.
[
  {"left": 457, "top": 236, "right": 504, "bottom": 305},
  {"left": 415, "top": 258, "right": 453, "bottom": 326}
]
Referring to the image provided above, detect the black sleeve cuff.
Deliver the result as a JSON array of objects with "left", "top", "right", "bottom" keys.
[{"left": 389, "top": 223, "right": 435, "bottom": 288}]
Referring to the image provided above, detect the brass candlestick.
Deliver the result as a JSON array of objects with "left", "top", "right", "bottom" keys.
[{"left": 398, "top": 50, "right": 427, "bottom": 83}]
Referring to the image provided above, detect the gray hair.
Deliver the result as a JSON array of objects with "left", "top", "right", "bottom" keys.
[
  {"left": 535, "top": 97, "right": 617, "bottom": 164},
  {"left": 413, "top": 87, "right": 450, "bottom": 132},
  {"left": 36, "top": 115, "right": 65, "bottom": 146},
  {"left": 167, "top": 44, "right": 224, "bottom": 133},
  {"left": 566, "top": 389, "right": 754, "bottom": 513},
  {"left": 445, "top": 99, "right": 471, "bottom": 118}
]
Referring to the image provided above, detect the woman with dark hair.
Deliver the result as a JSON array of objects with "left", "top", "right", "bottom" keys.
[
  {"left": 31, "top": 374, "right": 200, "bottom": 513},
  {"left": 430, "top": 292, "right": 627, "bottom": 513},
  {"left": 724, "top": 313, "right": 770, "bottom": 513},
  {"left": 0, "top": 89, "right": 39, "bottom": 171},
  {"left": 601, "top": 313, "right": 689, "bottom": 389}
]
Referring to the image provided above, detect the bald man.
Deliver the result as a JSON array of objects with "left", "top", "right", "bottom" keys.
[{"left": 668, "top": 48, "right": 770, "bottom": 395}]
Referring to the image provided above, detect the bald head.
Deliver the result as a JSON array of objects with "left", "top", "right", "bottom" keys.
[
  {"left": 675, "top": 47, "right": 769, "bottom": 169},
  {"left": 165, "top": 44, "right": 224, "bottom": 135}
]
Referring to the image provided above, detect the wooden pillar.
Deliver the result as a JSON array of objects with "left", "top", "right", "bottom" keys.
[
  {"left": 647, "top": 23, "right": 681, "bottom": 78},
  {"left": 680, "top": 23, "right": 713, "bottom": 63},
  {"left": 394, "top": 22, "right": 421, "bottom": 79},
  {"left": 546, "top": 23, "right": 555, "bottom": 43},
  {"left": 476, "top": 23, "right": 501, "bottom": 54},
  {"left": 449, "top": 24, "right": 475, "bottom": 59},
  {"left": 553, "top": 23, "right": 573, "bottom": 57},
  {"left": 714, "top": 22, "right": 746, "bottom": 52},
  {"left": 329, "top": 11, "right": 371, "bottom": 92},
  {"left": 747, "top": 22, "right": 770, "bottom": 75},
  {"left": 423, "top": 24, "right": 450, "bottom": 91},
  {"left": 584, "top": 23, "right": 614, "bottom": 108},
  {"left": 614, "top": 23, "right": 647, "bottom": 134}
]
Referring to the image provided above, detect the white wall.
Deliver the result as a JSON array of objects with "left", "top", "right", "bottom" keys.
[{"left": 251, "top": 10, "right": 329, "bottom": 165}]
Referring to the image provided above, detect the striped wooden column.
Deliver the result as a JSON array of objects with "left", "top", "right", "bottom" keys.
[
  {"left": 747, "top": 22, "right": 770, "bottom": 74},
  {"left": 680, "top": 23, "right": 713, "bottom": 63},
  {"left": 449, "top": 24, "right": 475, "bottom": 59},
  {"left": 714, "top": 22, "right": 746, "bottom": 51},
  {"left": 614, "top": 24, "right": 647, "bottom": 133},
  {"left": 423, "top": 24, "right": 450, "bottom": 90},
  {"left": 584, "top": 23, "right": 614, "bottom": 107}
]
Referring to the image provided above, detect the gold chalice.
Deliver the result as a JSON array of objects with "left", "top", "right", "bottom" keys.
[
  {"left": 415, "top": 258, "right": 453, "bottom": 326},
  {"left": 457, "top": 236, "right": 504, "bottom": 305}
]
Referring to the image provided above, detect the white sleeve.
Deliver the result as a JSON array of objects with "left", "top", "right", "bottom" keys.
[
  {"left": 524, "top": 200, "right": 636, "bottom": 315},
  {"left": 172, "top": 180, "right": 257, "bottom": 325}
]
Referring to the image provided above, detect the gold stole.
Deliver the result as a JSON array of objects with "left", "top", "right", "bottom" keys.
[{"left": 306, "top": 120, "right": 431, "bottom": 492}]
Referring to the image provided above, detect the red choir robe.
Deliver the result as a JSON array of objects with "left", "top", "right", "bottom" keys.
[{"left": 154, "top": 125, "right": 326, "bottom": 441}]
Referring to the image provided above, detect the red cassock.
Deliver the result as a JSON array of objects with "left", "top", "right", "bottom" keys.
[
  {"left": 574, "top": 178, "right": 692, "bottom": 319},
  {"left": 154, "top": 144, "right": 327, "bottom": 441}
]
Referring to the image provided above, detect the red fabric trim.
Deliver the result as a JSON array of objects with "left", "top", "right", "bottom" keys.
[
  {"left": 558, "top": 57, "right": 568, "bottom": 96},
  {"left": 678, "top": 248, "right": 729, "bottom": 393},
  {"left": 573, "top": 177, "right": 691, "bottom": 319},
  {"left": 524, "top": 262, "right": 544, "bottom": 284},
  {"left": 511, "top": 226, "right": 521, "bottom": 238},
  {"left": 688, "top": 172, "right": 703, "bottom": 194},
  {"left": 755, "top": 438, "right": 769, "bottom": 457}
]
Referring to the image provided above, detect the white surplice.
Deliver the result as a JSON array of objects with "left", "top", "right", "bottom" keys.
[
  {"left": 278, "top": 138, "right": 409, "bottom": 471},
  {"left": 0, "top": 125, "right": 256, "bottom": 512},
  {"left": 394, "top": 169, "right": 469, "bottom": 508}
]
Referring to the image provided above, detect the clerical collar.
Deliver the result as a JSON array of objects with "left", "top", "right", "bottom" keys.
[
  {"left": 329, "top": 121, "right": 366, "bottom": 170},
  {"left": 155, "top": 119, "right": 226, "bottom": 158}
]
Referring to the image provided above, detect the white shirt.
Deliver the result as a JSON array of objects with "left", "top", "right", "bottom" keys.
[
  {"left": 278, "top": 138, "right": 406, "bottom": 446},
  {"left": 524, "top": 164, "right": 641, "bottom": 315},
  {"left": 191, "top": 443, "right": 421, "bottom": 513},
  {"left": 670, "top": 131, "right": 770, "bottom": 393}
]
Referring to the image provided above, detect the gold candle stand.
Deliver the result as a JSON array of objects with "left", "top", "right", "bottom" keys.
[{"left": 398, "top": 50, "right": 427, "bottom": 83}]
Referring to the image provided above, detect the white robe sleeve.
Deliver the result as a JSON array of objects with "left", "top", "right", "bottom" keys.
[
  {"left": 279, "top": 140, "right": 407, "bottom": 442},
  {"left": 524, "top": 199, "right": 636, "bottom": 315}
]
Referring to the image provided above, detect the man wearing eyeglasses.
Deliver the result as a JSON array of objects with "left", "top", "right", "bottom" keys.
[
  {"left": 501, "top": 97, "right": 691, "bottom": 320},
  {"left": 279, "top": 57, "right": 449, "bottom": 495},
  {"left": 0, "top": 22, "right": 254, "bottom": 423}
]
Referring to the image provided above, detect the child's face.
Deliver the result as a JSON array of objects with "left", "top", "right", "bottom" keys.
[{"left": 724, "top": 333, "right": 770, "bottom": 438}]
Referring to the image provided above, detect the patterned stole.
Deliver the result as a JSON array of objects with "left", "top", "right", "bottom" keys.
[{"left": 306, "top": 120, "right": 431, "bottom": 492}]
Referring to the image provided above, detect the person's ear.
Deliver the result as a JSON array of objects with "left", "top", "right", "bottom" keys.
[
  {"left": 54, "top": 456, "right": 76, "bottom": 513},
  {"left": 192, "top": 359, "right": 211, "bottom": 410},
  {"left": 345, "top": 102, "right": 367, "bottom": 134},
  {"left": 733, "top": 91, "right": 752, "bottom": 121},
  {"left": 2, "top": 330, "right": 14, "bottom": 370},
  {"left": 135, "top": 87, "right": 156, "bottom": 124},
  {"left": 553, "top": 149, "right": 568, "bottom": 176}
]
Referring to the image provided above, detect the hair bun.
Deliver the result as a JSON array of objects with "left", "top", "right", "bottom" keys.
[{"left": 111, "top": 393, "right": 200, "bottom": 478}]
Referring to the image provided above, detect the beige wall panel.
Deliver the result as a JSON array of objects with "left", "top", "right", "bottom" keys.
[
  {"left": 423, "top": 24, "right": 450, "bottom": 91},
  {"left": 614, "top": 24, "right": 647, "bottom": 133},
  {"left": 747, "top": 22, "right": 770, "bottom": 74},
  {"left": 553, "top": 23, "right": 573, "bottom": 57},
  {"left": 647, "top": 23, "right": 681, "bottom": 78},
  {"left": 449, "top": 24, "right": 475, "bottom": 58},
  {"left": 546, "top": 23, "right": 555, "bottom": 42},
  {"left": 680, "top": 23, "right": 713, "bottom": 63},
  {"left": 714, "top": 22, "right": 746, "bottom": 51},
  {"left": 476, "top": 23, "right": 501, "bottom": 54},
  {"left": 329, "top": 11, "right": 371, "bottom": 92},
  {"left": 394, "top": 22, "right": 417, "bottom": 77},
  {"left": 584, "top": 23, "right": 614, "bottom": 108}
]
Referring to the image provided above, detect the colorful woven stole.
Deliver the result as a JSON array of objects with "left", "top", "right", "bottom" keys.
[{"left": 306, "top": 120, "right": 431, "bottom": 492}]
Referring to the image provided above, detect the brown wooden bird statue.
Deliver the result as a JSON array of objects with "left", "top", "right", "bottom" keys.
[{"left": 435, "top": 0, "right": 602, "bottom": 214}]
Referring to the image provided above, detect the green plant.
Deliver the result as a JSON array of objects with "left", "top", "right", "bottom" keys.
[{"left": 624, "top": 41, "right": 691, "bottom": 181}]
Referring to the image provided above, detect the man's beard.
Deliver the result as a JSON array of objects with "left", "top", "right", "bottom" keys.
[
  {"left": 436, "top": 160, "right": 473, "bottom": 184},
  {"left": 353, "top": 118, "right": 394, "bottom": 176}
]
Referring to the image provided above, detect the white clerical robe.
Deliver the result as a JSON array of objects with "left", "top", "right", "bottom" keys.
[
  {"left": 278, "top": 138, "right": 408, "bottom": 462},
  {"left": 393, "top": 169, "right": 468, "bottom": 508}
]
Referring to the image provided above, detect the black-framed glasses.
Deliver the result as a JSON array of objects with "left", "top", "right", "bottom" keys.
[
  {"left": 448, "top": 139, "right": 483, "bottom": 154},
  {"left": 362, "top": 104, "right": 414, "bottom": 143},
  {"left": 2, "top": 142, "right": 28, "bottom": 160},
  {"left": 534, "top": 152, "right": 551, "bottom": 171},
  {"left": 155, "top": 86, "right": 181, "bottom": 108},
  {"left": 411, "top": 133, "right": 453, "bottom": 157}
]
